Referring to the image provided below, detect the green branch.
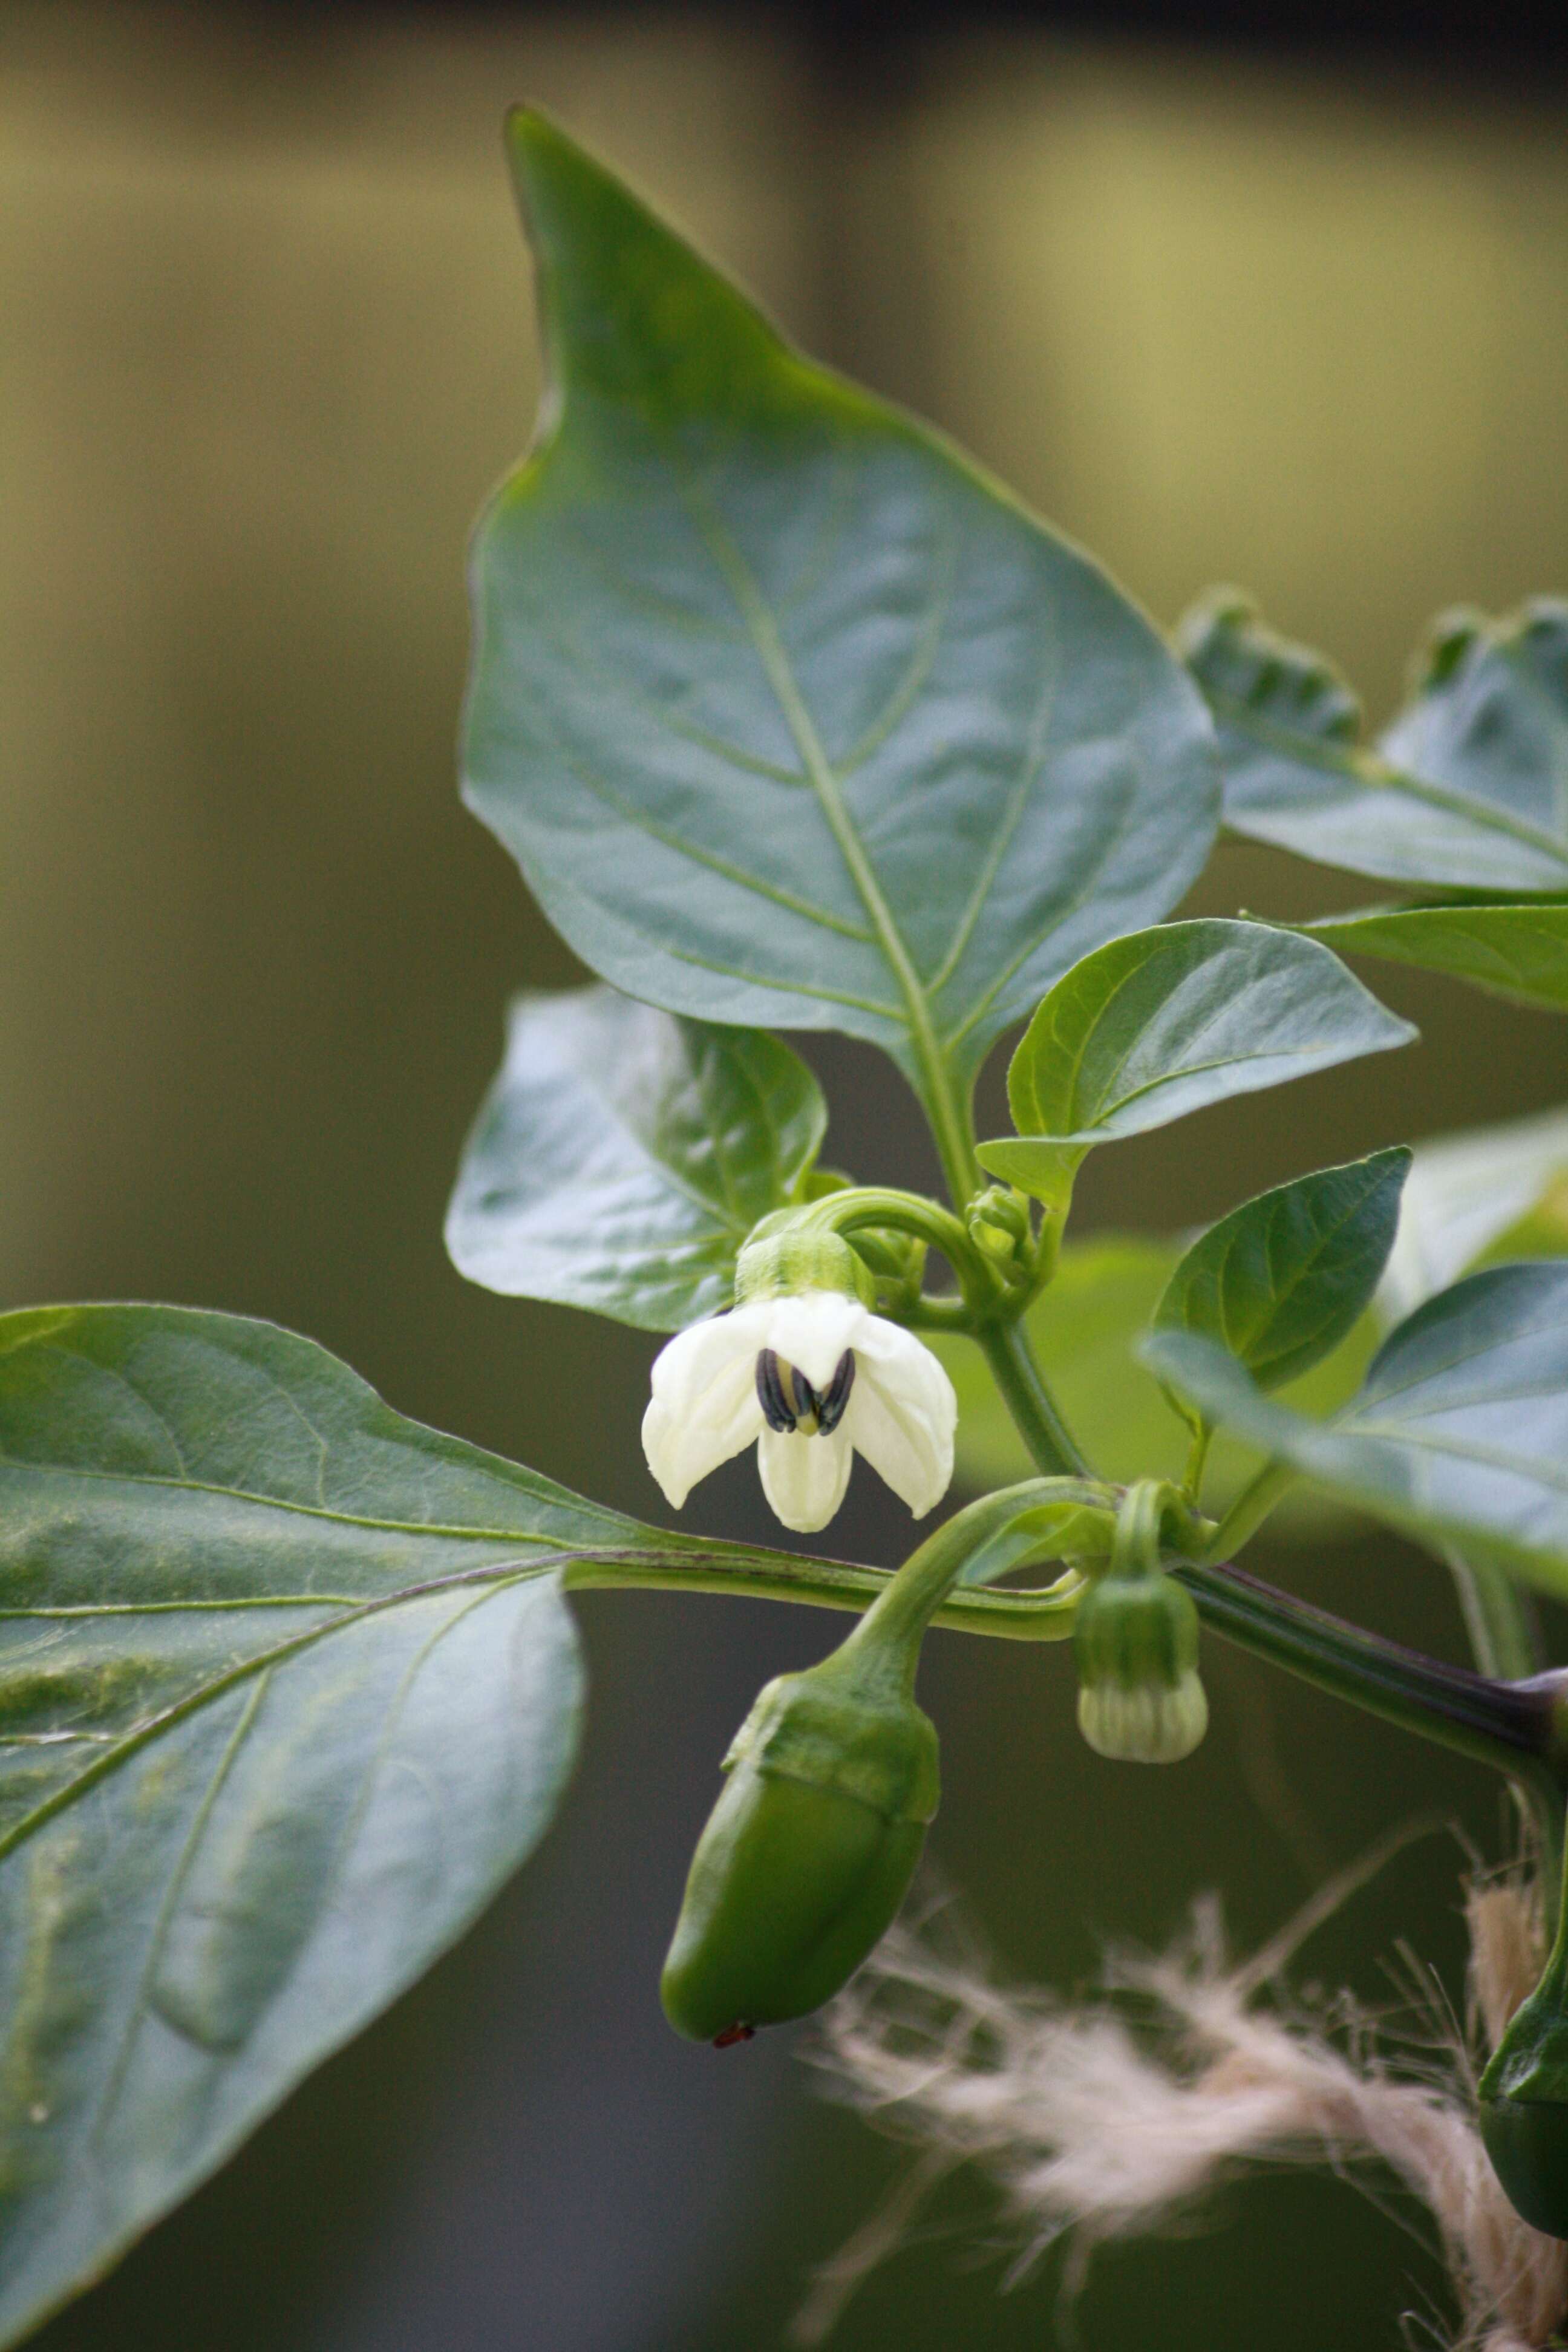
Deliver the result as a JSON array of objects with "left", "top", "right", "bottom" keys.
[
  {"left": 972, "top": 1314, "right": 1095, "bottom": 1479},
  {"left": 560, "top": 1541, "right": 1084, "bottom": 1641},
  {"left": 1175, "top": 1556, "right": 1568, "bottom": 1803}
]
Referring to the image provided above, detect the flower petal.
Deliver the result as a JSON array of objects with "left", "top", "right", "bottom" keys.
[
  {"left": 642, "top": 1308, "right": 770, "bottom": 1509},
  {"left": 647, "top": 1301, "right": 774, "bottom": 1414},
  {"left": 758, "top": 1291, "right": 871, "bottom": 1391},
  {"left": 841, "top": 1324, "right": 956, "bottom": 1518},
  {"left": 757, "top": 1426, "right": 854, "bottom": 1533}
]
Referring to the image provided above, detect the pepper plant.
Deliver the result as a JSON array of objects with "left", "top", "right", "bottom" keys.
[{"left": 8, "top": 107, "right": 1568, "bottom": 2348}]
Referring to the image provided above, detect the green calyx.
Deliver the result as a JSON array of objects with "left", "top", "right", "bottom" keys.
[
  {"left": 1074, "top": 1482, "right": 1209, "bottom": 1764},
  {"left": 720, "top": 1658, "right": 941, "bottom": 1822},
  {"left": 659, "top": 1650, "right": 938, "bottom": 2045},
  {"left": 734, "top": 1218, "right": 877, "bottom": 1310}
]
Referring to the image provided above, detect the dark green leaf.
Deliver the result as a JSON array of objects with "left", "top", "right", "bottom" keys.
[
  {"left": 0, "top": 1304, "right": 699, "bottom": 2345},
  {"left": 1184, "top": 593, "right": 1568, "bottom": 892},
  {"left": 934, "top": 1236, "right": 1376, "bottom": 1536},
  {"left": 1144, "top": 1262, "right": 1568, "bottom": 1590},
  {"left": 464, "top": 112, "right": 1217, "bottom": 1165},
  {"left": 976, "top": 919, "right": 1414, "bottom": 1209},
  {"left": 446, "top": 985, "right": 825, "bottom": 1330},
  {"left": 1302, "top": 904, "right": 1568, "bottom": 1012},
  {"left": 1154, "top": 1148, "right": 1410, "bottom": 1393}
]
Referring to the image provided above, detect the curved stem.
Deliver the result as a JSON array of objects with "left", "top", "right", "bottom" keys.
[
  {"left": 839, "top": 1481, "right": 1106, "bottom": 1683},
  {"left": 975, "top": 1315, "right": 1094, "bottom": 1479},
  {"left": 799, "top": 1185, "right": 978, "bottom": 1271},
  {"left": 901, "top": 1293, "right": 977, "bottom": 1333}
]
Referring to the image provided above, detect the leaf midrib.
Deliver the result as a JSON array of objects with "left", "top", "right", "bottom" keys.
[
  {"left": 0, "top": 1452, "right": 637, "bottom": 1549},
  {"left": 1211, "top": 687, "right": 1568, "bottom": 869},
  {"left": 1203, "top": 1175, "right": 1390, "bottom": 1366},
  {"left": 0, "top": 1555, "right": 573, "bottom": 1870},
  {"left": 1331, "top": 1420, "right": 1568, "bottom": 1509},
  {"left": 670, "top": 461, "right": 977, "bottom": 1197}
]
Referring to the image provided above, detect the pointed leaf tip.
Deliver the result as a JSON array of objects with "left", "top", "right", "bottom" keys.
[
  {"left": 500, "top": 106, "right": 782, "bottom": 414},
  {"left": 467, "top": 114, "right": 1217, "bottom": 1103}
]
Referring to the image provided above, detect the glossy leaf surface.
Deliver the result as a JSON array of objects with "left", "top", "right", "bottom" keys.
[
  {"left": 1184, "top": 593, "right": 1568, "bottom": 892},
  {"left": 465, "top": 112, "right": 1217, "bottom": 1168},
  {"left": 446, "top": 985, "right": 825, "bottom": 1330},
  {"left": 976, "top": 919, "right": 1414, "bottom": 1207},
  {"left": 1145, "top": 1263, "right": 1568, "bottom": 1589},
  {"left": 1379, "top": 1105, "right": 1568, "bottom": 1324},
  {"left": 1304, "top": 903, "right": 1568, "bottom": 1012},
  {"left": 1154, "top": 1148, "right": 1410, "bottom": 1393},
  {"left": 936, "top": 1236, "right": 1376, "bottom": 1534},
  {"left": 0, "top": 1305, "right": 693, "bottom": 2345}
]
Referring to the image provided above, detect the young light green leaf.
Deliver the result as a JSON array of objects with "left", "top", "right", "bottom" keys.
[
  {"left": 1379, "top": 1105, "right": 1568, "bottom": 1324},
  {"left": 1144, "top": 1262, "right": 1568, "bottom": 1591},
  {"left": 1183, "top": 593, "right": 1568, "bottom": 892},
  {"left": 1302, "top": 903, "right": 1568, "bottom": 1013},
  {"left": 0, "top": 1304, "right": 708, "bottom": 2347},
  {"left": 446, "top": 985, "right": 826, "bottom": 1331},
  {"left": 976, "top": 920, "right": 1414, "bottom": 1209},
  {"left": 1154, "top": 1148, "right": 1410, "bottom": 1394},
  {"left": 464, "top": 112, "right": 1218, "bottom": 1176},
  {"left": 933, "top": 1235, "right": 1376, "bottom": 1537}
]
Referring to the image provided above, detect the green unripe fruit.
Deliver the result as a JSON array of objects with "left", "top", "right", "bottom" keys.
[
  {"left": 1480, "top": 1956, "right": 1568, "bottom": 2236},
  {"left": 661, "top": 1658, "right": 939, "bottom": 2045},
  {"left": 1074, "top": 1564, "right": 1208, "bottom": 1764}
]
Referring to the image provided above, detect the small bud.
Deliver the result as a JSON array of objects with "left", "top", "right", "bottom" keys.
[
  {"left": 966, "top": 1185, "right": 1030, "bottom": 1267},
  {"left": 1074, "top": 1566, "right": 1208, "bottom": 1764},
  {"left": 1480, "top": 1943, "right": 1568, "bottom": 2237},
  {"left": 661, "top": 1653, "right": 939, "bottom": 2044}
]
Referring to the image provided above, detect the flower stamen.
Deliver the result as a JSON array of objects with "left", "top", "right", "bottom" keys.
[
  {"left": 817, "top": 1349, "right": 857, "bottom": 1434},
  {"left": 755, "top": 1348, "right": 856, "bottom": 1438}
]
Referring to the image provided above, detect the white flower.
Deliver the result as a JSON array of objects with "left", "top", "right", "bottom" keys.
[{"left": 642, "top": 1289, "right": 956, "bottom": 1535}]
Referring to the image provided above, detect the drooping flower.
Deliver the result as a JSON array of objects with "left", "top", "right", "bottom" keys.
[{"left": 641, "top": 1241, "right": 956, "bottom": 1534}]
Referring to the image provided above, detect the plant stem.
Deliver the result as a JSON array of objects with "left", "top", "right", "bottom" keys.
[
  {"left": 840, "top": 1481, "right": 1105, "bottom": 1676},
  {"left": 1177, "top": 1557, "right": 1568, "bottom": 1800},
  {"left": 975, "top": 1302, "right": 1568, "bottom": 1807},
  {"left": 975, "top": 1315, "right": 1094, "bottom": 1479},
  {"left": 557, "top": 1543, "right": 1083, "bottom": 1641},
  {"left": 1440, "top": 1541, "right": 1561, "bottom": 1913},
  {"left": 1198, "top": 1460, "right": 1301, "bottom": 1563},
  {"left": 799, "top": 1185, "right": 991, "bottom": 1310},
  {"left": 560, "top": 1542, "right": 1568, "bottom": 1799}
]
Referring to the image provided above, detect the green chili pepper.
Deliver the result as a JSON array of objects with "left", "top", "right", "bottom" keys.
[
  {"left": 661, "top": 1481, "right": 1085, "bottom": 2047},
  {"left": 660, "top": 1651, "right": 938, "bottom": 2045},
  {"left": 1480, "top": 1860, "right": 1568, "bottom": 2237}
]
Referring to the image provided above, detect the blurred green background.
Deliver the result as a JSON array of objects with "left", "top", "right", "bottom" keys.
[{"left": 2, "top": 5, "right": 1566, "bottom": 2346}]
